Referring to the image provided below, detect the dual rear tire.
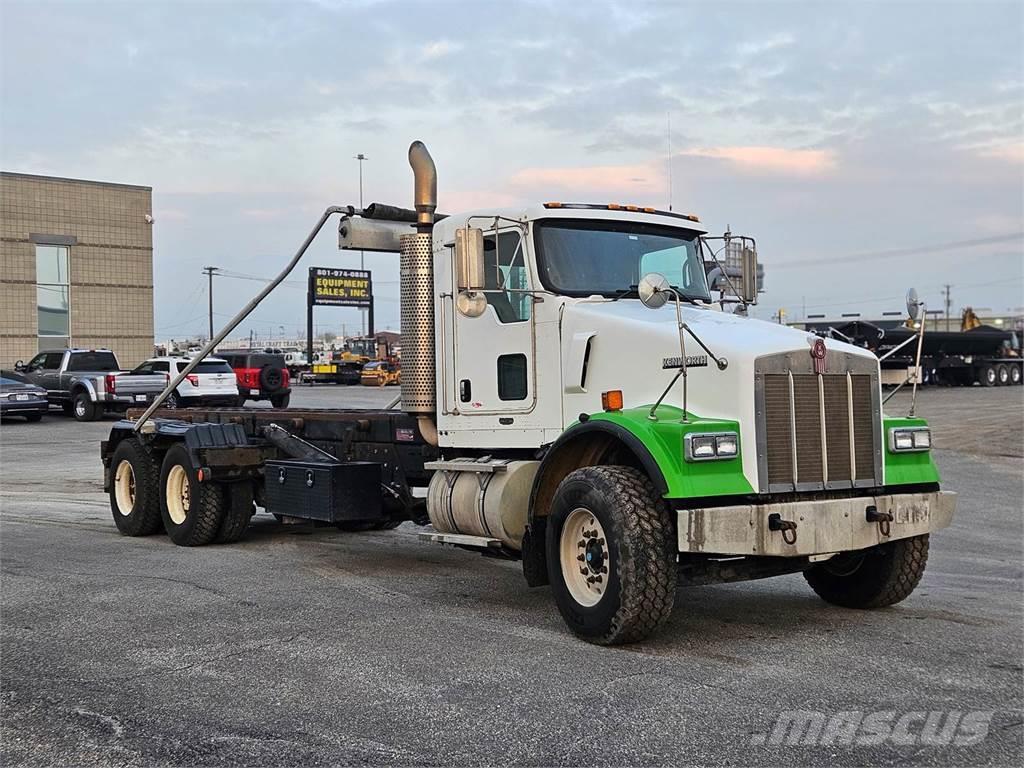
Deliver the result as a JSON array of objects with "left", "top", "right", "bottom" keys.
[{"left": 109, "top": 439, "right": 250, "bottom": 545}]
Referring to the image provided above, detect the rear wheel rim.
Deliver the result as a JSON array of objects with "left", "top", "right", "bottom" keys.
[
  {"left": 559, "top": 507, "right": 609, "bottom": 607},
  {"left": 165, "top": 465, "right": 190, "bottom": 525},
  {"left": 75, "top": 399, "right": 86, "bottom": 417},
  {"left": 114, "top": 460, "right": 136, "bottom": 515}
]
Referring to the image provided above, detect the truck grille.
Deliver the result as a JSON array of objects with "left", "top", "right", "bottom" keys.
[{"left": 755, "top": 351, "right": 881, "bottom": 493}]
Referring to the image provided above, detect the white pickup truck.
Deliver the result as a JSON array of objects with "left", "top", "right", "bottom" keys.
[{"left": 15, "top": 349, "right": 167, "bottom": 421}]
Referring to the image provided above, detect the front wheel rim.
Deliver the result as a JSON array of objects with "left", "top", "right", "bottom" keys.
[
  {"left": 559, "top": 507, "right": 609, "bottom": 607},
  {"left": 75, "top": 400, "right": 86, "bottom": 417},
  {"left": 113, "top": 460, "right": 136, "bottom": 515},
  {"left": 165, "top": 465, "right": 190, "bottom": 525}
]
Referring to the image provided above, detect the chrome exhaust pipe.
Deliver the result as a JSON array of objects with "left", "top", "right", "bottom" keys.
[
  {"left": 408, "top": 140, "right": 437, "bottom": 231},
  {"left": 401, "top": 141, "right": 437, "bottom": 415}
]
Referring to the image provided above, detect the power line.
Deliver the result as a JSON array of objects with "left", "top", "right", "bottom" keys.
[{"left": 771, "top": 232, "right": 1023, "bottom": 269}]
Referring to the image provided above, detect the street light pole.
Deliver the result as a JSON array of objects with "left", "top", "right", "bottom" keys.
[
  {"left": 355, "top": 153, "right": 367, "bottom": 335},
  {"left": 202, "top": 266, "right": 220, "bottom": 341}
]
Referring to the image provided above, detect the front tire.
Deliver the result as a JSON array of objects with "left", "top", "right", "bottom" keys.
[
  {"left": 159, "top": 444, "right": 227, "bottom": 546},
  {"left": 24, "top": 413, "right": 42, "bottom": 422},
  {"left": 109, "top": 438, "right": 163, "bottom": 536},
  {"left": 545, "top": 466, "right": 676, "bottom": 645},
  {"left": 804, "top": 534, "right": 930, "bottom": 608}
]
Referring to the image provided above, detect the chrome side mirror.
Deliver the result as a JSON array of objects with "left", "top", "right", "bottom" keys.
[
  {"left": 455, "top": 227, "right": 485, "bottom": 292},
  {"left": 906, "top": 287, "right": 922, "bottom": 322},
  {"left": 740, "top": 245, "right": 758, "bottom": 304},
  {"left": 638, "top": 272, "right": 671, "bottom": 309}
]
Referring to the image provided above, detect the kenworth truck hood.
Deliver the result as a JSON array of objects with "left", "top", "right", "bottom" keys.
[{"left": 560, "top": 299, "right": 879, "bottom": 492}]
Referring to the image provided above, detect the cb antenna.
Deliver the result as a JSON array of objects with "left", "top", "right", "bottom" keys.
[{"left": 667, "top": 111, "right": 674, "bottom": 212}]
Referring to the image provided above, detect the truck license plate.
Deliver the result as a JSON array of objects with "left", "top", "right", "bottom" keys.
[
  {"left": 134, "top": 394, "right": 147, "bottom": 402},
  {"left": 249, "top": 389, "right": 259, "bottom": 395}
]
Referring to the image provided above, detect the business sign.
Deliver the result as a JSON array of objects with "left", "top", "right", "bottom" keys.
[{"left": 309, "top": 267, "right": 372, "bottom": 308}]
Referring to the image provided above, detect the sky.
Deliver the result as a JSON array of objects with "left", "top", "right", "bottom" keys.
[{"left": 2, "top": 0, "right": 1022, "bottom": 343}]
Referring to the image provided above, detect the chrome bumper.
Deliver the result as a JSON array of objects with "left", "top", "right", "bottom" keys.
[{"left": 677, "top": 491, "right": 956, "bottom": 557}]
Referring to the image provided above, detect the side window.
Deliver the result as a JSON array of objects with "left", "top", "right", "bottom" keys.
[
  {"left": 133, "top": 362, "right": 154, "bottom": 375},
  {"left": 43, "top": 352, "right": 64, "bottom": 369},
  {"left": 483, "top": 231, "right": 531, "bottom": 323},
  {"left": 26, "top": 353, "right": 47, "bottom": 371},
  {"left": 497, "top": 353, "right": 528, "bottom": 401},
  {"left": 155, "top": 361, "right": 170, "bottom": 373}
]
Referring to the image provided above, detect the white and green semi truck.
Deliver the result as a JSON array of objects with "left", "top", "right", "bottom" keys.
[{"left": 101, "top": 141, "right": 956, "bottom": 644}]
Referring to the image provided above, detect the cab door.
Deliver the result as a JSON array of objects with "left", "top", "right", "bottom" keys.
[
  {"left": 447, "top": 226, "right": 536, "bottom": 422},
  {"left": 38, "top": 352, "right": 65, "bottom": 396}
]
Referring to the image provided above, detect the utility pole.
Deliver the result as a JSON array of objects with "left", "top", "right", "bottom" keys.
[
  {"left": 355, "top": 153, "right": 368, "bottom": 336},
  {"left": 943, "top": 284, "right": 952, "bottom": 331},
  {"left": 202, "top": 266, "right": 220, "bottom": 341}
]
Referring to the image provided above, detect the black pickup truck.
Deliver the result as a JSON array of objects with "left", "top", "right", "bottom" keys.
[{"left": 14, "top": 349, "right": 167, "bottom": 421}]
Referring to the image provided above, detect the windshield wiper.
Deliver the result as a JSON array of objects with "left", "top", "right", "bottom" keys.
[{"left": 610, "top": 286, "right": 638, "bottom": 301}]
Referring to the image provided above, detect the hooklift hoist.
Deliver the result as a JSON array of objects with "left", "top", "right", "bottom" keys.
[{"left": 102, "top": 141, "right": 956, "bottom": 644}]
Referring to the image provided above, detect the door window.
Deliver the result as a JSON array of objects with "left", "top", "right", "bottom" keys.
[
  {"left": 497, "top": 354, "right": 528, "bottom": 400},
  {"left": 26, "top": 354, "right": 47, "bottom": 371},
  {"left": 42, "top": 352, "right": 64, "bottom": 369},
  {"left": 483, "top": 231, "right": 531, "bottom": 323}
]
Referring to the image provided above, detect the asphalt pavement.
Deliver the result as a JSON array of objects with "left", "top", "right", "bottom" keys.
[{"left": 1, "top": 385, "right": 1021, "bottom": 766}]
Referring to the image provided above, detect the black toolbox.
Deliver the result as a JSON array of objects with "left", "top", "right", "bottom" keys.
[{"left": 264, "top": 460, "right": 382, "bottom": 522}]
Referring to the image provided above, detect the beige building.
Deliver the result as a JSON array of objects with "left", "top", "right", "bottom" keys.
[{"left": 1, "top": 172, "right": 154, "bottom": 368}]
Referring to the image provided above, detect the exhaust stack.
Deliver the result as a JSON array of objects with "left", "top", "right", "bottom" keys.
[
  {"left": 400, "top": 141, "right": 437, "bottom": 415},
  {"left": 408, "top": 140, "right": 437, "bottom": 230}
]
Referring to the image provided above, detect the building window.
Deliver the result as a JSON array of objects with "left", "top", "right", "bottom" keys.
[{"left": 36, "top": 245, "right": 70, "bottom": 350}]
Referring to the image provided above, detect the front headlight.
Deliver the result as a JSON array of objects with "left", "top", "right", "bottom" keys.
[
  {"left": 685, "top": 432, "right": 740, "bottom": 462},
  {"left": 888, "top": 427, "right": 931, "bottom": 452}
]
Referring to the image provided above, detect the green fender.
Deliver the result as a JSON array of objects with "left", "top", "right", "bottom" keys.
[{"left": 564, "top": 404, "right": 754, "bottom": 499}]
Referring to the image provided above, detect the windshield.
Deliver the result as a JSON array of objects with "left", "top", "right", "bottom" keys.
[{"left": 534, "top": 219, "right": 710, "bottom": 301}]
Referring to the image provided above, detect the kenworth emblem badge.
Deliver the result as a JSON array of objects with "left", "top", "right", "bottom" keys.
[
  {"left": 810, "top": 338, "right": 827, "bottom": 374},
  {"left": 662, "top": 355, "right": 709, "bottom": 369}
]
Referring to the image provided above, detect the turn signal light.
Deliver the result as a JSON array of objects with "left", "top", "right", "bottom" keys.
[{"left": 601, "top": 390, "right": 624, "bottom": 412}]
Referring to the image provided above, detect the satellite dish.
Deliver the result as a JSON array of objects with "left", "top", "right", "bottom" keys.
[
  {"left": 906, "top": 288, "right": 922, "bottom": 321},
  {"left": 638, "top": 272, "right": 670, "bottom": 309}
]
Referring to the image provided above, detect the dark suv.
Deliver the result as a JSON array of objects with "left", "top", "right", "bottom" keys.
[{"left": 217, "top": 352, "right": 291, "bottom": 408}]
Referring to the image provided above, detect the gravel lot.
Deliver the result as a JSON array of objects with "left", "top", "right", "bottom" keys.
[{"left": 1, "top": 385, "right": 1021, "bottom": 766}]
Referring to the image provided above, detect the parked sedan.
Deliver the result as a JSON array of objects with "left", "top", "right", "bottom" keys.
[
  {"left": 0, "top": 371, "right": 48, "bottom": 421},
  {"left": 129, "top": 357, "right": 240, "bottom": 408}
]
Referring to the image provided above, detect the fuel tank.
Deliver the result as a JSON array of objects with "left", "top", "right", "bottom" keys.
[{"left": 426, "top": 459, "right": 539, "bottom": 550}]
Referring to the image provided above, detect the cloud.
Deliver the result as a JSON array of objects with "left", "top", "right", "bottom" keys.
[
  {"left": 510, "top": 164, "right": 664, "bottom": 199},
  {"left": 678, "top": 146, "right": 837, "bottom": 175},
  {"left": 421, "top": 40, "right": 461, "bottom": 61},
  {"left": 974, "top": 142, "right": 1024, "bottom": 163},
  {"left": 736, "top": 33, "right": 795, "bottom": 58}
]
